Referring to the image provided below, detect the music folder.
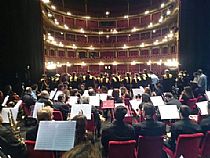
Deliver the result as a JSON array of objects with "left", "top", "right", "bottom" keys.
[
  {"left": 102, "top": 100, "right": 114, "bottom": 109},
  {"left": 196, "top": 101, "right": 208, "bottom": 115},
  {"left": 33, "top": 102, "right": 44, "bottom": 118},
  {"left": 89, "top": 96, "right": 100, "bottom": 106},
  {"left": 158, "top": 105, "right": 180, "bottom": 120},
  {"left": 70, "top": 104, "right": 92, "bottom": 120},
  {"left": 129, "top": 99, "right": 142, "bottom": 110},
  {"left": 150, "top": 96, "right": 165, "bottom": 106},
  {"left": 35, "top": 121, "right": 76, "bottom": 151}
]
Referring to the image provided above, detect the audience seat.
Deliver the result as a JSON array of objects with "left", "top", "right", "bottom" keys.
[
  {"left": 199, "top": 131, "right": 210, "bottom": 158},
  {"left": 52, "top": 111, "right": 63, "bottom": 121},
  {"left": 108, "top": 140, "right": 136, "bottom": 158},
  {"left": 163, "top": 133, "right": 204, "bottom": 158},
  {"left": 137, "top": 136, "right": 164, "bottom": 158},
  {"left": 25, "top": 140, "right": 55, "bottom": 158}
]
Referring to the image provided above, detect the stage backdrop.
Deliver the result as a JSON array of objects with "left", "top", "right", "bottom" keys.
[
  {"left": 0, "top": 0, "right": 43, "bottom": 90},
  {"left": 179, "top": 0, "right": 210, "bottom": 85}
]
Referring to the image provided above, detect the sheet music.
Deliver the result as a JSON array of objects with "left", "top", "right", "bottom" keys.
[
  {"left": 14, "top": 100, "right": 22, "bottom": 109},
  {"left": 1, "top": 106, "right": 19, "bottom": 123},
  {"left": 33, "top": 102, "right": 44, "bottom": 118},
  {"left": 205, "top": 91, "right": 210, "bottom": 101},
  {"left": 189, "top": 115, "right": 198, "bottom": 122},
  {"left": 82, "top": 90, "right": 89, "bottom": 97},
  {"left": 35, "top": 121, "right": 76, "bottom": 151},
  {"left": 2, "top": 95, "right": 9, "bottom": 107},
  {"left": 66, "top": 96, "right": 78, "bottom": 105},
  {"left": 49, "top": 91, "right": 56, "bottom": 100},
  {"left": 158, "top": 105, "right": 180, "bottom": 120},
  {"left": 129, "top": 99, "right": 142, "bottom": 110},
  {"left": 53, "top": 90, "right": 64, "bottom": 101},
  {"left": 196, "top": 101, "right": 208, "bottom": 115},
  {"left": 102, "top": 100, "right": 114, "bottom": 109},
  {"left": 89, "top": 96, "right": 100, "bottom": 106},
  {"left": 132, "top": 88, "right": 144, "bottom": 97},
  {"left": 98, "top": 93, "right": 108, "bottom": 101},
  {"left": 70, "top": 104, "right": 92, "bottom": 120},
  {"left": 108, "top": 90, "right": 113, "bottom": 96},
  {"left": 150, "top": 96, "right": 165, "bottom": 106},
  {"left": 115, "top": 103, "right": 125, "bottom": 108}
]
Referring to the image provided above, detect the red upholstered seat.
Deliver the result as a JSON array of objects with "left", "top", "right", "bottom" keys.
[
  {"left": 199, "top": 131, "right": 210, "bottom": 158},
  {"left": 52, "top": 111, "right": 63, "bottom": 121},
  {"left": 25, "top": 140, "right": 55, "bottom": 158},
  {"left": 137, "top": 136, "right": 164, "bottom": 158},
  {"left": 163, "top": 133, "right": 204, "bottom": 158},
  {"left": 108, "top": 140, "right": 136, "bottom": 158}
]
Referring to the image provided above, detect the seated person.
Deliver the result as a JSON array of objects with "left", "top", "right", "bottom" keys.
[
  {"left": 0, "top": 115, "right": 26, "bottom": 158},
  {"left": 200, "top": 101, "right": 210, "bottom": 133},
  {"left": 26, "top": 107, "right": 53, "bottom": 141},
  {"left": 101, "top": 106, "right": 135, "bottom": 155},
  {"left": 53, "top": 94, "right": 70, "bottom": 120},
  {"left": 133, "top": 103, "right": 166, "bottom": 142},
  {"left": 179, "top": 86, "right": 194, "bottom": 105},
  {"left": 22, "top": 87, "right": 36, "bottom": 108},
  {"left": 37, "top": 90, "right": 53, "bottom": 107},
  {"left": 165, "top": 105, "right": 201, "bottom": 151},
  {"left": 62, "top": 114, "right": 101, "bottom": 158},
  {"left": 164, "top": 93, "right": 182, "bottom": 108}
]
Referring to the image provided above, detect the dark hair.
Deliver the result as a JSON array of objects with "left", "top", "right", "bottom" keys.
[
  {"left": 114, "top": 106, "right": 127, "bottom": 121},
  {"left": 142, "top": 93, "right": 151, "bottom": 103},
  {"left": 164, "top": 93, "right": 173, "bottom": 99},
  {"left": 208, "top": 101, "right": 210, "bottom": 109},
  {"left": 179, "top": 105, "right": 191, "bottom": 118},
  {"left": 143, "top": 103, "right": 155, "bottom": 118},
  {"left": 58, "top": 94, "right": 64, "bottom": 102},
  {"left": 183, "top": 86, "right": 194, "bottom": 99},
  {"left": 72, "top": 115, "right": 87, "bottom": 146}
]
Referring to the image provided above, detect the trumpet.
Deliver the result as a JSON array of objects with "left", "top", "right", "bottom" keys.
[{"left": 7, "top": 109, "right": 25, "bottom": 144}]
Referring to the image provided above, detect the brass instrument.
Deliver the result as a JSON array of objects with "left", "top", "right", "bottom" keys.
[{"left": 7, "top": 109, "right": 25, "bottom": 144}]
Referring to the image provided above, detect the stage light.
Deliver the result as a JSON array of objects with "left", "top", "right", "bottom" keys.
[
  {"left": 147, "top": 60, "right": 151, "bottom": 65},
  {"left": 66, "top": 62, "right": 71, "bottom": 67},
  {"left": 105, "top": 11, "right": 110, "bottom": 16},
  {"left": 131, "top": 61, "right": 136, "bottom": 65},
  {"left": 113, "top": 61, "right": 118, "bottom": 65},
  {"left": 112, "top": 29, "right": 118, "bottom": 34},
  {"left": 85, "top": 16, "right": 91, "bottom": 19},
  {"left": 167, "top": 10, "right": 171, "bottom": 15},
  {"left": 51, "top": 5, "right": 56, "bottom": 10},
  {"left": 72, "top": 44, "right": 77, "bottom": 49},
  {"left": 64, "top": 24, "right": 69, "bottom": 29},
  {"left": 58, "top": 42, "right": 64, "bottom": 47},
  {"left": 145, "top": 10, "right": 150, "bottom": 15},
  {"left": 46, "top": 62, "right": 56, "bottom": 70},
  {"left": 140, "top": 43, "right": 145, "bottom": 48},
  {"left": 153, "top": 29, "right": 156, "bottom": 33},
  {"left": 159, "top": 16, "right": 163, "bottom": 23},
  {"left": 161, "top": 3, "right": 165, "bottom": 8},
  {"left": 157, "top": 59, "right": 162, "bottom": 65},
  {"left": 80, "top": 28, "right": 85, "bottom": 33},
  {"left": 131, "top": 27, "right": 137, "bottom": 32},
  {"left": 99, "top": 31, "right": 103, "bottom": 35},
  {"left": 106, "top": 35, "right": 110, "bottom": 38},
  {"left": 153, "top": 40, "right": 159, "bottom": 45},
  {"left": 123, "top": 44, "right": 128, "bottom": 49},
  {"left": 124, "top": 15, "right": 128, "bottom": 18},
  {"left": 148, "top": 22, "right": 153, "bottom": 28},
  {"left": 67, "top": 11, "right": 71, "bottom": 15},
  {"left": 47, "top": 13, "right": 52, "bottom": 17},
  {"left": 89, "top": 45, "right": 95, "bottom": 50},
  {"left": 81, "top": 62, "right": 86, "bottom": 66},
  {"left": 99, "top": 62, "right": 104, "bottom": 65}
]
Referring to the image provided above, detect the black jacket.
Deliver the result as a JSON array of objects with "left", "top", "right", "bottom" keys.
[
  {"left": 169, "top": 118, "right": 201, "bottom": 151},
  {"left": 101, "top": 120, "right": 135, "bottom": 154},
  {"left": 200, "top": 116, "right": 210, "bottom": 133}
]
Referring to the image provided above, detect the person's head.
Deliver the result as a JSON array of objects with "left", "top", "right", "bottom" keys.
[
  {"left": 144, "top": 87, "right": 151, "bottom": 96},
  {"left": 208, "top": 101, "right": 210, "bottom": 115},
  {"left": 58, "top": 84, "right": 64, "bottom": 91},
  {"left": 197, "top": 69, "right": 203, "bottom": 75},
  {"left": 164, "top": 93, "right": 174, "bottom": 102},
  {"left": 88, "top": 89, "right": 95, "bottom": 96},
  {"left": 40, "top": 90, "right": 49, "bottom": 99},
  {"left": 72, "top": 115, "right": 87, "bottom": 145},
  {"left": 0, "top": 115, "right": 3, "bottom": 125},
  {"left": 114, "top": 106, "right": 127, "bottom": 121},
  {"left": 179, "top": 105, "right": 191, "bottom": 119},
  {"left": 143, "top": 103, "right": 156, "bottom": 119},
  {"left": 164, "top": 69, "right": 169, "bottom": 75},
  {"left": 141, "top": 93, "right": 151, "bottom": 103},
  {"left": 37, "top": 107, "right": 53, "bottom": 121},
  {"left": 62, "top": 143, "right": 101, "bottom": 158},
  {"left": 25, "top": 87, "right": 32, "bottom": 94},
  {"left": 58, "top": 94, "right": 65, "bottom": 102},
  {"left": 183, "top": 86, "right": 194, "bottom": 98},
  {"left": 112, "top": 89, "right": 120, "bottom": 98}
]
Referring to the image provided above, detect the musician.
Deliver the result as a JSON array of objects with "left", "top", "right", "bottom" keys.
[
  {"left": 22, "top": 87, "right": 36, "bottom": 108},
  {"left": 143, "top": 69, "right": 152, "bottom": 88},
  {"left": 123, "top": 72, "right": 133, "bottom": 90},
  {"left": 200, "top": 101, "right": 210, "bottom": 133},
  {"left": 0, "top": 116, "right": 27, "bottom": 158},
  {"left": 84, "top": 71, "right": 95, "bottom": 89},
  {"left": 70, "top": 72, "right": 79, "bottom": 89},
  {"left": 165, "top": 105, "right": 201, "bottom": 151},
  {"left": 101, "top": 106, "right": 135, "bottom": 155},
  {"left": 101, "top": 73, "right": 110, "bottom": 89},
  {"left": 162, "top": 69, "right": 175, "bottom": 92},
  {"left": 26, "top": 107, "right": 53, "bottom": 141},
  {"left": 132, "top": 73, "right": 140, "bottom": 88},
  {"left": 111, "top": 74, "right": 120, "bottom": 89}
]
